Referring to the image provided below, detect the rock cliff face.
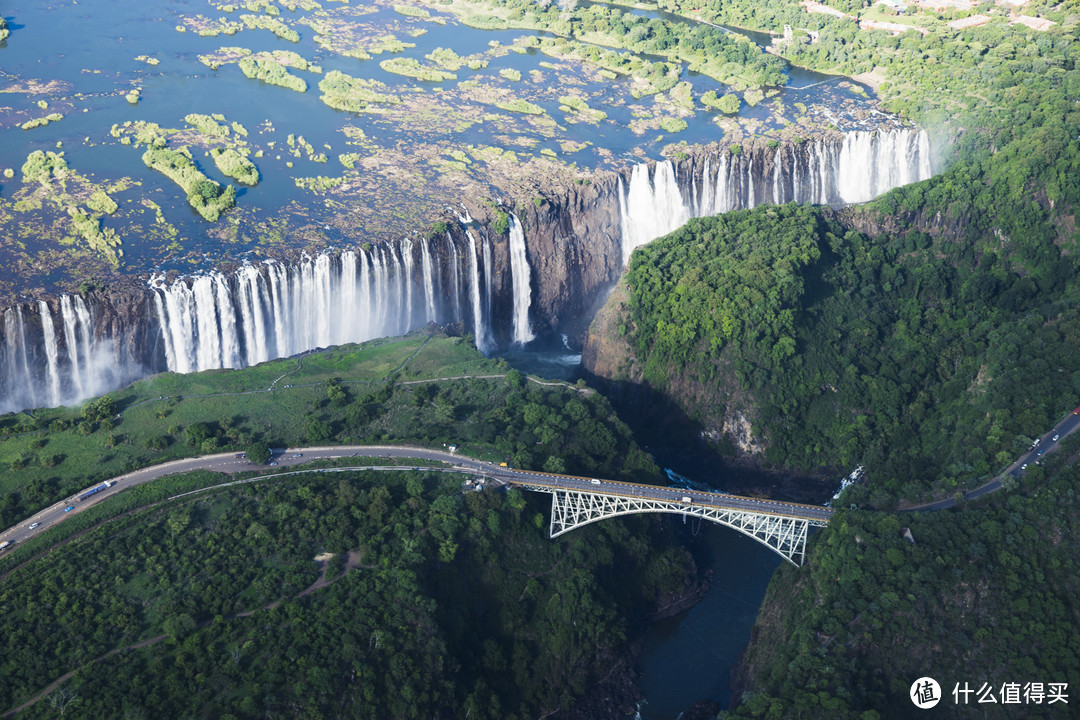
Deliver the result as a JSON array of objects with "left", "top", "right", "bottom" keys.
[
  {"left": 580, "top": 278, "right": 763, "bottom": 465},
  {"left": 515, "top": 174, "right": 624, "bottom": 341}
]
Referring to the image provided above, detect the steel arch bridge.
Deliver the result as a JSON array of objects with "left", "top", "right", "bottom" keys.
[{"left": 511, "top": 482, "right": 832, "bottom": 567}]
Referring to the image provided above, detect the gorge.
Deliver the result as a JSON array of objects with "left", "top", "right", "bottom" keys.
[{"left": 0, "top": 128, "right": 934, "bottom": 415}]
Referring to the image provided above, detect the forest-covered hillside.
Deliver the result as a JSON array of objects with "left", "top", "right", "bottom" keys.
[
  {"left": 0, "top": 469, "right": 694, "bottom": 719},
  {"left": 586, "top": 0, "right": 1080, "bottom": 506},
  {"left": 606, "top": 203, "right": 1080, "bottom": 505},
  {"left": 726, "top": 440, "right": 1080, "bottom": 720}
]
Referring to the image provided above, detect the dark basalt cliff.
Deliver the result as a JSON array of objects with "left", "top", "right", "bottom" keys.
[{"left": 515, "top": 174, "right": 624, "bottom": 341}]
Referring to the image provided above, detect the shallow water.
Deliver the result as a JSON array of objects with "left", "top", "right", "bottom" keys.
[{"left": 0, "top": 0, "right": 884, "bottom": 285}]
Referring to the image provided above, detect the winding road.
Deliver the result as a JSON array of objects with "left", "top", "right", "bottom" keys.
[
  {"left": 0, "top": 444, "right": 831, "bottom": 551},
  {"left": 4, "top": 403, "right": 1076, "bottom": 548}
]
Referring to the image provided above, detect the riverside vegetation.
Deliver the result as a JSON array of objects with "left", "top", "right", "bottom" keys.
[
  {"left": 727, "top": 447, "right": 1080, "bottom": 720},
  {"left": 617, "top": 202, "right": 1080, "bottom": 506},
  {"left": 591, "top": 0, "right": 1079, "bottom": 503},
  {"left": 575, "top": 1, "right": 1080, "bottom": 716}
]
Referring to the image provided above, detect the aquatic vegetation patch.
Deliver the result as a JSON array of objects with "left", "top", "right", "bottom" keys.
[
  {"left": 19, "top": 113, "right": 63, "bottom": 131},
  {"left": 743, "top": 88, "right": 764, "bottom": 107},
  {"left": 20, "top": 150, "right": 70, "bottom": 185},
  {"left": 380, "top": 57, "right": 457, "bottom": 82},
  {"left": 426, "top": 47, "right": 488, "bottom": 72},
  {"left": 198, "top": 46, "right": 253, "bottom": 70},
  {"left": 238, "top": 56, "right": 309, "bottom": 92},
  {"left": 211, "top": 147, "right": 261, "bottom": 185},
  {"left": 141, "top": 147, "right": 236, "bottom": 222},
  {"left": 294, "top": 175, "right": 346, "bottom": 192},
  {"left": 12, "top": 151, "right": 130, "bottom": 268},
  {"left": 185, "top": 113, "right": 232, "bottom": 139},
  {"left": 702, "top": 90, "right": 741, "bottom": 114},
  {"left": 239, "top": 14, "right": 300, "bottom": 42},
  {"left": 658, "top": 117, "right": 687, "bottom": 133},
  {"left": 499, "top": 68, "right": 521, "bottom": 81},
  {"left": 318, "top": 70, "right": 403, "bottom": 112},
  {"left": 557, "top": 95, "right": 607, "bottom": 125},
  {"left": 496, "top": 97, "right": 548, "bottom": 114},
  {"left": 393, "top": 4, "right": 430, "bottom": 18},
  {"left": 181, "top": 14, "right": 244, "bottom": 36}
]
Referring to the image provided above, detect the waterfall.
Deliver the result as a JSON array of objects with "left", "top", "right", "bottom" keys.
[
  {"left": 421, "top": 237, "right": 437, "bottom": 323},
  {"left": 192, "top": 276, "right": 222, "bottom": 371},
  {"left": 620, "top": 160, "right": 690, "bottom": 264},
  {"left": 144, "top": 238, "right": 488, "bottom": 376},
  {"left": 618, "top": 128, "right": 934, "bottom": 262},
  {"left": 401, "top": 238, "right": 415, "bottom": 333},
  {"left": 448, "top": 232, "right": 462, "bottom": 322},
  {"left": 482, "top": 233, "right": 493, "bottom": 329},
  {"left": 3, "top": 308, "right": 29, "bottom": 410},
  {"left": 467, "top": 230, "right": 489, "bottom": 353},
  {"left": 60, "top": 295, "right": 86, "bottom": 396},
  {"left": 39, "top": 300, "right": 61, "bottom": 407},
  {"left": 508, "top": 213, "right": 534, "bottom": 345}
]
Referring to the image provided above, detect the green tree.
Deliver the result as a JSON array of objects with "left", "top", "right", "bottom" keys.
[{"left": 246, "top": 441, "right": 271, "bottom": 465}]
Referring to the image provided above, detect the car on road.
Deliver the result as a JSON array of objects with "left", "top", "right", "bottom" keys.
[
  {"left": 64, "top": 506, "right": 74, "bottom": 512},
  {"left": 1053, "top": 434, "right": 1060, "bottom": 441},
  {"left": 1021, "top": 464, "right": 1028, "bottom": 471},
  {"left": 29, "top": 522, "right": 40, "bottom": 529},
  {"left": 1075, "top": 406, "right": 1080, "bottom": 415},
  {"left": 291, "top": 454, "right": 302, "bottom": 458},
  {"left": 270, "top": 462, "right": 278, "bottom": 466}
]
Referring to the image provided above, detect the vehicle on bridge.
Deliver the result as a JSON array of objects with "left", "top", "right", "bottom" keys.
[
  {"left": 0, "top": 540, "right": 11, "bottom": 551},
  {"left": 681, "top": 496, "right": 692, "bottom": 503}
]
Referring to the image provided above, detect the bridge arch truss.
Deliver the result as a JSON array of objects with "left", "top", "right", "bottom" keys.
[{"left": 540, "top": 488, "right": 827, "bottom": 566}]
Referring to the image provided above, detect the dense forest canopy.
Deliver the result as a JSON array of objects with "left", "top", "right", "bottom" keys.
[
  {"left": 726, "top": 443, "right": 1080, "bottom": 719},
  {"left": 0, "top": 468, "right": 693, "bottom": 719},
  {"left": 623, "top": 204, "right": 1080, "bottom": 504}
]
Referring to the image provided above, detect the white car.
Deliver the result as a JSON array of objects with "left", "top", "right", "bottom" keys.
[{"left": 29, "top": 522, "right": 40, "bottom": 530}]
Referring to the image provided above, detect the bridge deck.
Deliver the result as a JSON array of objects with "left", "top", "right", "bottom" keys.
[{"left": 503, "top": 470, "right": 833, "bottom": 525}]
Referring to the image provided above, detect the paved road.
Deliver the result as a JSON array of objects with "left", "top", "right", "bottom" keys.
[
  {"left": 0, "top": 445, "right": 832, "bottom": 552},
  {"left": 908, "top": 406, "right": 1080, "bottom": 511},
  {"left": 498, "top": 469, "right": 833, "bottom": 524}
]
